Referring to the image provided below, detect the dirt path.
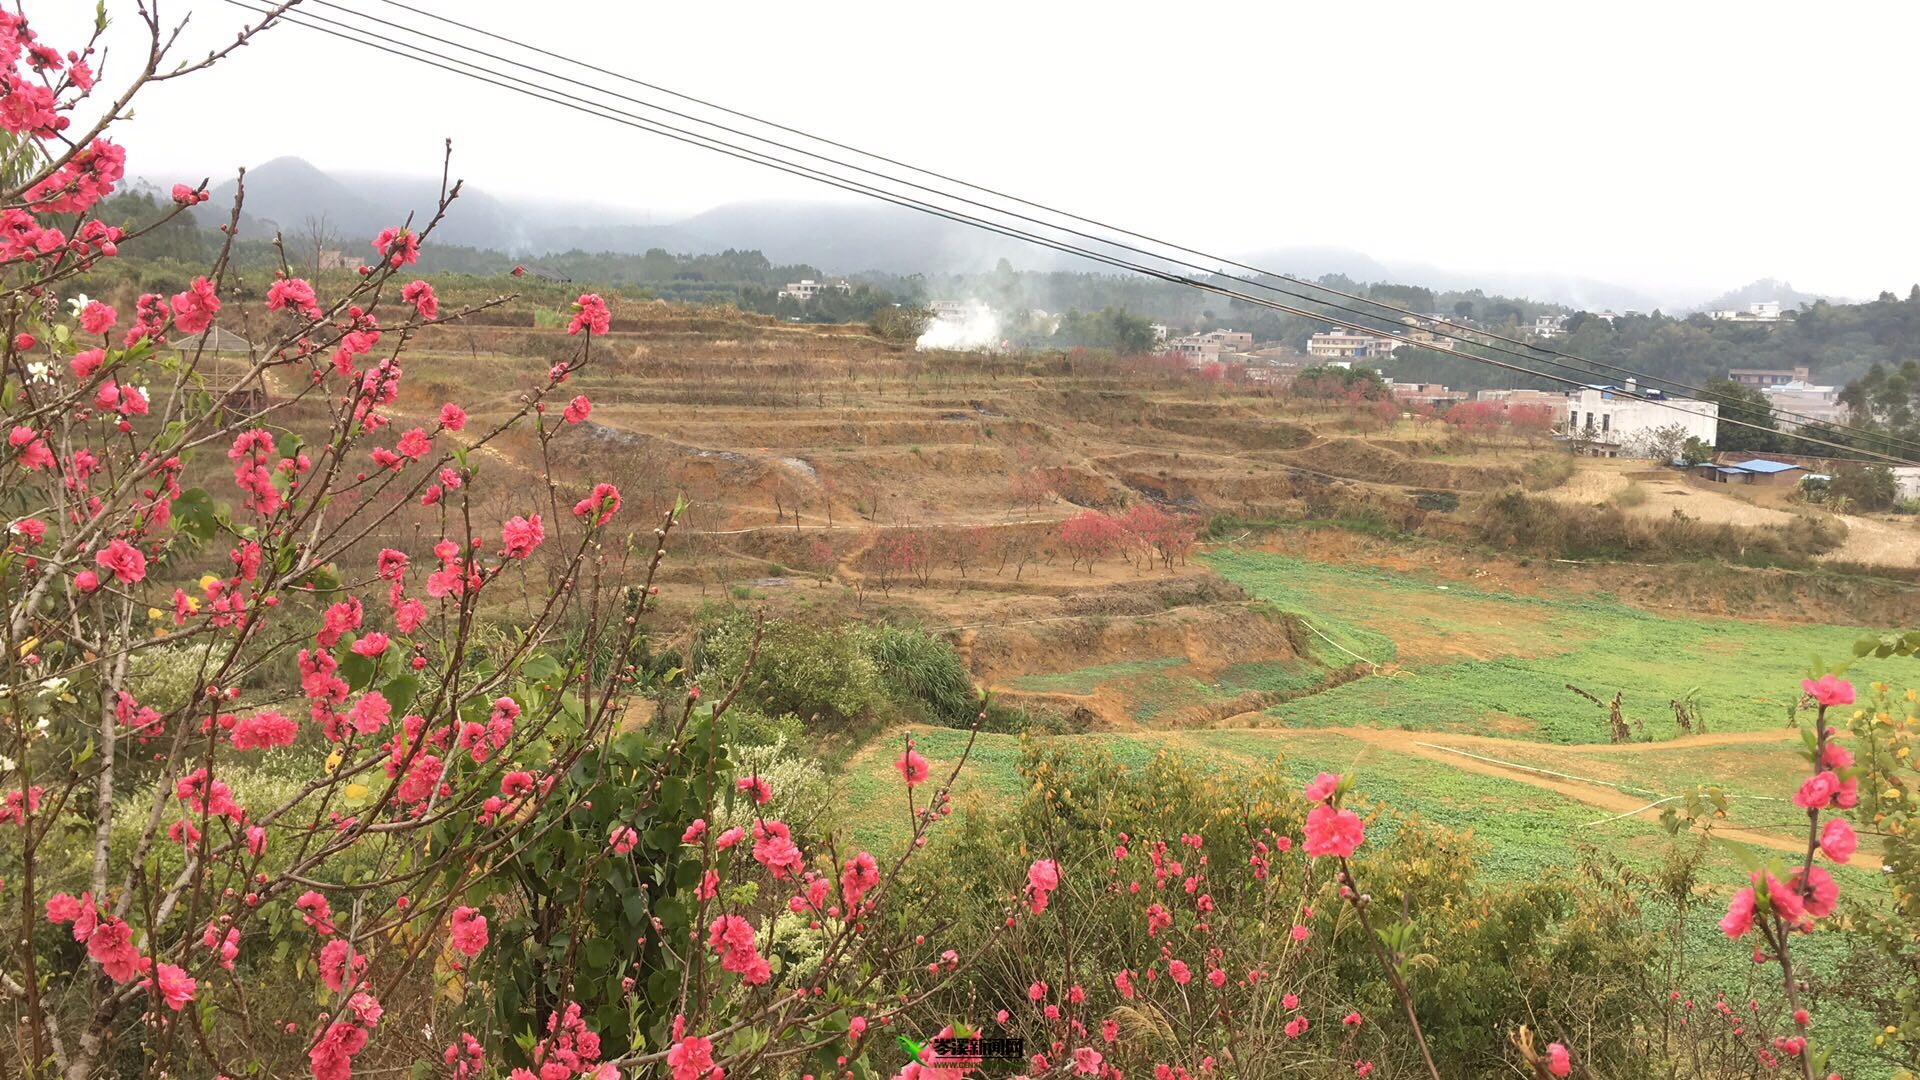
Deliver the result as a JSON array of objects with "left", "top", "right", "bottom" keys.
[{"left": 1319, "top": 725, "right": 1809, "bottom": 855}]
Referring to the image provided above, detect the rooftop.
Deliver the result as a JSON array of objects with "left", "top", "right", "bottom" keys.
[{"left": 1726, "top": 459, "right": 1804, "bottom": 474}]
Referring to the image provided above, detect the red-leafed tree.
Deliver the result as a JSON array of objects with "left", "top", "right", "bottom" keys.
[{"left": 1058, "top": 511, "right": 1124, "bottom": 573}]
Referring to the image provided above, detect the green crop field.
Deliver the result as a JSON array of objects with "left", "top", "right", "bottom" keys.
[
  {"left": 838, "top": 549, "right": 1907, "bottom": 880},
  {"left": 1208, "top": 550, "right": 1903, "bottom": 743}
]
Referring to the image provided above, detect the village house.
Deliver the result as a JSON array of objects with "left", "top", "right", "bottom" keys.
[
  {"left": 1307, "top": 329, "right": 1395, "bottom": 361},
  {"left": 1709, "top": 301, "right": 1785, "bottom": 323},
  {"left": 779, "top": 279, "right": 852, "bottom": 302},
  {"left": 1563, "top": 380, "right": 1718, "bottom": 457},
  {"left": 1476, "top": 388, "right": 1568, "bottom": 407},
  {"left": 1168, "top": 329, "right": 1255, "bottom": 366},
  {"left": 1729, "top": 365, "right": 1810, "bottom": 388},
  {"left": 1762, "top": 379, "right": 1850, "bottom": 428},
  {"left": 1389, "top": 381, "right": 1466, "bottom": 406},
  {"left": 1397, "top": 316, "right": 1456, "bottom": 350},
  {"left": 1695, "top": 458, "right": 1808, "bottom": 485}
]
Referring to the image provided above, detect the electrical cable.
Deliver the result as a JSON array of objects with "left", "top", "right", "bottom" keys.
[
  {"left": 213, "top": 0, "right": 1920, "bottom": 465},
  {"left": 344, "top": 0, "right": 1919, "bottom": 453}
]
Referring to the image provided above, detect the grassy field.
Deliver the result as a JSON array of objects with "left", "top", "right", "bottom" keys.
[
  {"left": 841, "top": 548, "right": 1907, "bottom": 883},
  {"left": 1201, "top": 549, "right": 1903, "bottom": 743}
]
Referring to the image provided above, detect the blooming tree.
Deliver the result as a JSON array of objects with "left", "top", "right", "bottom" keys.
[{"left": 0, "top": 9, "right": 1055, "bottom": 1078}]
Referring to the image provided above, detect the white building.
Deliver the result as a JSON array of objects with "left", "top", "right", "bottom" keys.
[
  {"left": 1477, "top": 388, "right": 1570, "bottom": 407},
  {"left": 1532, "top": 314, "right": 1569, "bottom": 339},
  {"left": 1308, "top": 330, "right": 1395, "bottom": 361},
  {"left": 1563, "top": 381, "right": 1718, "bottom": 457},
  {"left": 1893, "top": 467, "right": 1920, "bottom": 502},
  {"left": 1709, "top": 300, "right": 1785, "bottom": 323},
  {"left": 779, "top": 279, "right": 852, "bottom": 302},
  {"left": 1762, "top": 380, "right": 1849, "bottom": 429}
]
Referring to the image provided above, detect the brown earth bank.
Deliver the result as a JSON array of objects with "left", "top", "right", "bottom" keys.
[
  {"left": 959, "top": 600, "right": 1307, "bottom": 686},
  {"left": 1259, "top": 526, "right": 1920, "bottom": 627}
]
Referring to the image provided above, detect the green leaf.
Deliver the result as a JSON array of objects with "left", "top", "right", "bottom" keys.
[
  {"left": 1713, "top": 836, "right": 1762, "bottom": 873},
  {"left": 173, "top": 488, "right": 218, "bottom": 542},
  {"left": 584, "top": 937, "right": 613, "bottom": 968},
  {"left": 382, "top": 673, "right": 420, "bottom": 715},
  {"left": 339, "top": 652, "right": 376, "bottom": 693}
]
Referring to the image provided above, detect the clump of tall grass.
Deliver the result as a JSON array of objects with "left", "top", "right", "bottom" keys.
[
  {"left": 1471, "top": 487, "right": 1845, "bottom": 565},
  {"left": 1521, "top": 451, "right": 1576, "bottom": 491}
]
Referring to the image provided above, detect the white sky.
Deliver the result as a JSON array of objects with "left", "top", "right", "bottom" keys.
[{"left": 37, "top": 0, "right": 1920, "bottom": 301}]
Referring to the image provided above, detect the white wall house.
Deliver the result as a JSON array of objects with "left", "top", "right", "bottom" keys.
[
  {"left": 1892, "top": 467, "right": 1920, "bottom": 502},
  {"left": 1308, "top": 330, "right": 1394, "bottom": 360},
  {"left": 1562, "top": 383, "right": 1718, "bottom": 456},
  {"left": 1709, "top": 301, "right": 1784, "bottom": 323},
  {"left": 779, "top": 279, "right": 852, "bottom": 302}
]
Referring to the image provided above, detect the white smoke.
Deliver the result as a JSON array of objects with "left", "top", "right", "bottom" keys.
[{"left": 916, "top": 301, "right": 1001, "bottom": 351}]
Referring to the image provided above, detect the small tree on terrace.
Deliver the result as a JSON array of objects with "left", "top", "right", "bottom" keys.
[
  {"left": 1058, "top": 510, "right": 1124, "bottom": 573},
  {"left": 1508, "top": 404, "right": 1556, "bottom": 445},
  {"left": 868, "top": 527, "right": 930, "bottom": 593},
  {"left": 1621, "top": 422, "right": 1693, "bottom": 463},
  {"left": 1115, "top": 503, "right": 1198, "bottom": 571}
]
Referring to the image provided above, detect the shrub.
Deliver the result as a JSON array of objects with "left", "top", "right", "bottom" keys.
[
  {"left": 1521, "top": 451, "right": 1576, "bottom": 491},
  {"left": 855, "top": 622, "right": 979, "bottom": 727},
  {"left": 1829, "top": 463, "right": 1899, "bottom": 511},
  {"left": 1472, "top": 487, "right": 1844, "bottom": 565},
  {"left": 698, "top": 611, "right": 884, "bottom": 727},
  {"left": 908, "top": 738, "right": 1670, "bottom": 1078}
]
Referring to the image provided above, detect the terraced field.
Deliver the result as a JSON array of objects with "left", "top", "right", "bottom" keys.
[{"left": 844, "top": 548, "right": 1908, "bottom": 888}]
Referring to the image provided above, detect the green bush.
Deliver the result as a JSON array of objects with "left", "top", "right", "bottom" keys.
[
  {"left": 1472, "top": 487, "right": 1845, "bottom": 565},
  {"left": 855, "top": 623, "right": 978, "bottom": 727},
  {"left": 904, "top": 738, "right": 1697, "bottom": 1079},
  {"left": 698, "top": 612, "right": 883, "bottom": 727},
  {"left": 1829, "top": 463, "right": 1899, "bottom": 511}
]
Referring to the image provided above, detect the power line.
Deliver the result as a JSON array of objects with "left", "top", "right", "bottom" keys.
[
  {"left": 291, "top": 0, "right": 1920, "bottom": 459},
  {"left": 339, "top": 0, "right": 1920, "bottom": 454},
  {"left": 215, "top": 0, "right": 1919, "bottom": 465}
]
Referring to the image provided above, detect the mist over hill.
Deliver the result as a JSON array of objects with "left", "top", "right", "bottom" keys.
[
  {"left": 186, "top": 158, "right": 1842, "bottom": 312},
  {"left": 1688, "top": 278, "right": 1852, "bottom": 314}
]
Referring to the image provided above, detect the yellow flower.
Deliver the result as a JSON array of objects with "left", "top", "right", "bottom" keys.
[
  {"left": 324, "top": 748, "right": 344, "bottom": 774},
  {"left": 198, "top": 573, "right": 220, "bottom": 595},
  {"left": 146, "top": 607, "right": 163, "bottom": 622}
]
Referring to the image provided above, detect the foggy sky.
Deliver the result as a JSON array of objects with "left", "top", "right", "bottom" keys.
[{"left": 36, "top": 0, "right": 1920, "bottom": 303}]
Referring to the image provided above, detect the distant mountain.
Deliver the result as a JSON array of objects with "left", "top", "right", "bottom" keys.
[
  {"left": 1687, "top": 278, "right": 1850, "bottom": 315},
  {"left": 180, "top": 160, "right": 1854, "bottom": 312},
  {"left": 185, "top": 158, "right": 1087, "bottom": 272},
  {"left": 195, "top": 157, "right": 538, "bottom": 254},
  {"left": 1234, "top": 245, "right": 1667, "bottom": 313},
  {"left": 1235, "top": 245, "right": 1396, "bottom": 284},
  {"left": 1378, "top": 261, "right": 1669, "bottom": 314}
]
